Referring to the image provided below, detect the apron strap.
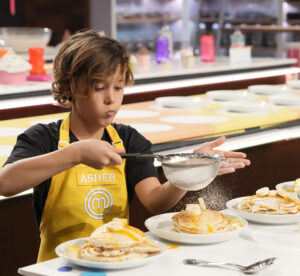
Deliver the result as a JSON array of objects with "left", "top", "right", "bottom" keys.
[{"left": 106, "top": 125, "right": 125, "bottom": 150}]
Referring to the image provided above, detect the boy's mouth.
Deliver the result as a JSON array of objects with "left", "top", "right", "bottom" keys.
[{"left": 105, "top": 111, "right": 115, "bottom": 118}]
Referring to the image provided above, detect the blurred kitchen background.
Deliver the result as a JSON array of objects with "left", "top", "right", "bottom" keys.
[{"left": 1, "top": 0, "right": 300, "bottom": 58}]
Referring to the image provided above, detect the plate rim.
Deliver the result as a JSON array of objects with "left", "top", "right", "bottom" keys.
[{"left": 55, "top": 236, "right": 167, "bottom": 270}]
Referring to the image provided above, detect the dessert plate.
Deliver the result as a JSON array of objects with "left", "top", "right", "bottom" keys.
[
  {"left": 145, "top": 212, "right": 247, "bottom": 244},
  {"left": 205, "top": 90, "right": 251, "bottom": 102},
  {"left": 55, "top": 237, "right": 167, "bottom": 270},
  {"left": 268, "top": 94, "right": 300, "bottom": 107},
  {"left": 248, "top": 85, "right": 287, "bottom": 96},
  {"left": 155, "top": 96, "right": 203, "bottom": 109},
  {"left": 226, "top": 197, "right": 300, "bottom": 224}
]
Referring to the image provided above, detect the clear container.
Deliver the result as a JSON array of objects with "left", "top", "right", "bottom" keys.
[
  {"left": 230, "top": 30, "right": 245, "bottom": 48},
  {"left": 158, "top": 25, "right": 173, "bottom": 57}
]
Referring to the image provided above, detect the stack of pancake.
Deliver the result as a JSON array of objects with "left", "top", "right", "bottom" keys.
[
  {"left": 65, "top": 218, "right": 160, "bottom": 262},
  {"left": 238, "top": 186, "right": 300, "bottom": 215},
  {"left": 172, "top": 198, "right": 241, "bottom": 234}
]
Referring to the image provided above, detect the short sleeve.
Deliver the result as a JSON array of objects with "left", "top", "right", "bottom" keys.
[{"left": 4, "top": 123, "right": 59, "bottom": 166}]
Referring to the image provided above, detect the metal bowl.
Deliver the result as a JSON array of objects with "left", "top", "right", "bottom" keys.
[
  {"left": 0, "top": 27, "right": 52, "bottom": 53},
  {"left": 159, "top": 153, "right": 223, "bottom": 191}
]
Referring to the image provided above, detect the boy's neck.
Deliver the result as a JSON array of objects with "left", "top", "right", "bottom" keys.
[{"left": 69, "top": 113, "right": 105, "bottom": 140}]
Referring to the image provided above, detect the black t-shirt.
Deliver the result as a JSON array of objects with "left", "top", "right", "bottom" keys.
[{"left": 4, "top": 120, "right": 158, "bottom": 225}]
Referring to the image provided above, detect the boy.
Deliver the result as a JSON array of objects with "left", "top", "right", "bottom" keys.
[{"left": 0, "top": 30, "right": 250, "bottom": 262}]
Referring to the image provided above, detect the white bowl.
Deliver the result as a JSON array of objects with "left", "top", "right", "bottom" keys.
[
  {"left": 287, "top": 80, "right": 300, "bottom": 89},
  {"left": 155, "top": 96, "right": 202, "bottom": 109},
  {"left": 205, "top": 90, "right": 250, "bottom": 102},
  {"left": 268, "top": 94, "right": 300, "bottom": 107},
  {"left": 220, "top": 101, "right": 270, "bottom": 114},
  {"left": 0, "top": 27, "right": 52, "bottom": 53},
  {"left": 248, "top": 85, "right": 287, "bottom": 96}
]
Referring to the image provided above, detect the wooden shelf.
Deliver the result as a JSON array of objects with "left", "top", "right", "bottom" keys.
[
  {"left": 287, "top": 19, "right": 300, "bottom": 25},
  {"left": 198, "top": 17, "right": 276, "bottom": 25},
  {"left": 223, "top": 25, "right": 300, "bottom": 32},
  {"left": 117, "top": 15, "right": 180, "bottom": 24}
]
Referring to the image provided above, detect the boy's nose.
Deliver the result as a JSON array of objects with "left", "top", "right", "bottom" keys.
[{"left": 104, "top": 89, "right": 114, "bottom": 104}]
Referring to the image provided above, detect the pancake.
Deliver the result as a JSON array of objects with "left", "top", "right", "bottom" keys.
[
  {"left": 172, "top": 209, "right": 231, "bottom": 234},
  {"left": 238, "top": 195, "right": 300, "bottom": 215},
  {"left": 66, "top": 218, "right": 160, "bottom": 263},
  {"left": 80, "top": 244, "right": 147, "bottom": 262},
  {"left": 172, "top": 198, "right": 240, "bottom": 234},
  {"left": 90, "top": 218, "right": 146, "bottom": 249}
]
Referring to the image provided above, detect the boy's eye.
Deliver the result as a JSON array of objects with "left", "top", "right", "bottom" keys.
[
  {"left": 115, "top": 86, "right": 123, "bottom": 90},
  {"left": 95, "top": 87, "right": 104, "bottom": 92}
]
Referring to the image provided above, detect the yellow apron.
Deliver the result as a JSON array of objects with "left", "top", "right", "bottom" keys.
[{"left": 37, "top": 114, "right": 128, "bottom": 262}]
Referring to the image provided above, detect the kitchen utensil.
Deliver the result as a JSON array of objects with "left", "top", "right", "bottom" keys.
[
  {"left": 183, "top": 257, "right": 276, "bottom": 274},
  {"left": 121, "top": 153, "right": 224, "bottom": 191}
]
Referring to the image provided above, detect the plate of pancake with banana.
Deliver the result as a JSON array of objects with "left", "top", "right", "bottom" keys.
[
  {"left": 55, "top": 218, "right": 167, "bottom": 269},
  {"left": 145, "top": 198, "right": 247, "bottom": 244},
  {"left": 226, "top": 185, "right": 300, "bottom": 225}
]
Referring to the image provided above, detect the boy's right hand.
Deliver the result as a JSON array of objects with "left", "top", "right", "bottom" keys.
[{"left": 71, "top": 140, "right": 125, "bottom": 169}]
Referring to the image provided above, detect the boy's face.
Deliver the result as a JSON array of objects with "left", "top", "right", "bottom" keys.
[{"left": 73, "top": 66, "right": 125, "bottom": 128}]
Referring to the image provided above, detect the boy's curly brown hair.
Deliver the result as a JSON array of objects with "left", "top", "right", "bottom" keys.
[{"left": 52, "top": 30, "right": 134, "bottom": 108}]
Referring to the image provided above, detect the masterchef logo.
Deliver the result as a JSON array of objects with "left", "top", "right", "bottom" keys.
[{"left": 84, "top": 188, "right": 113, "bottom": 220}]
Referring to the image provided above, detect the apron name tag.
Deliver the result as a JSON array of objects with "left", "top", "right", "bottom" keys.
[{"left": 77, "top": 172, "right": 118, "bottom": 186}]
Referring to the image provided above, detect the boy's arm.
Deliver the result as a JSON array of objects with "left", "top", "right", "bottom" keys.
[
  {"left": 0, "top": 140, "right": 124, "bottom": 197},
  {"left": 135, "top": 177, "right": 187, "bottom": 214},
  {"left": 134, "top": 136, "right": 251, "bottom": 214}
]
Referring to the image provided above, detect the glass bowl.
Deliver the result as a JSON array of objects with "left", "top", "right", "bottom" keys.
[{"left": 0, "top": 27, "right": 52, "bottom": 53}]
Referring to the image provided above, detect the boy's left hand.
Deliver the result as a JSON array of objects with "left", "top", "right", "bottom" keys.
[{"left": 193, "top": 136, "right": 250, "bottom": 175}]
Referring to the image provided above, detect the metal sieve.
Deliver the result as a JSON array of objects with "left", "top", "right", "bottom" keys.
[{"left": 121, "top": 153, "right": 225, "bottom": 191}]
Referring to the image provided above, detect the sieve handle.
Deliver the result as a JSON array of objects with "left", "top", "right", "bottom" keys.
[{"left": 120, "top": 153, "right": 159, "bottom": 159}]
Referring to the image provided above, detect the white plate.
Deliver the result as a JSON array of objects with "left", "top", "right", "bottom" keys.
[
  {"left": 248, "top": 85, "right": 287, "bottom": 96},
  {"left": 55, "top": 237, "right": 167, "bottom": 270},
  {"left": 287, "top": 80, "right": 300, "bottom": 89},
  {"left": 275, "top": 181, "right": 300, "bottom": 202},
  {"left": 268, "top": 94, "right": 300, "bottom": 107},
  {"left": 155, "top": 96, "right": 203, "bottom": 109},
  {"left": 205, "top": 90, "right": 250, "bottom": 102},
  {"left": 226, "top": 196, "right": 300, "bottom": 224},
  {"left": 144, "top": 212, "right": 247, "bottom": 244}
]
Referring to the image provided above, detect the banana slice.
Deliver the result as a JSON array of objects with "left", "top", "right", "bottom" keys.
[
  {"left": 268, "top": 190, "right": 278, "bottom": 196},
  {"left": 185, "top": 204, "right": 201, "bottom": 216},
  {"left": 256, "top": 187, "right": 269, "bottom": 197},
  {"left": 198, "top": 198, "right": 206, "bottom": 210},
  {"left": 108, "top": 218, "right": 127, "bottom": 231},
  {"left": 294, "top": 178, "right": 300, "bottom": 190},
  {"left": 276, "top": 187, "right": 290, "bottom": 198},
  {"left": 65, "top": 244, "right": 80, "bottom": 259}
]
